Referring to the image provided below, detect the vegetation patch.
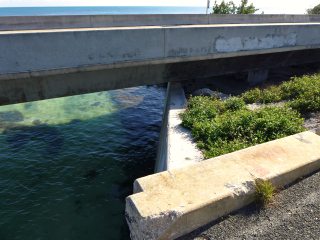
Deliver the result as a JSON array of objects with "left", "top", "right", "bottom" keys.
[
  {"left": 180, "top": 74, "right": 320, "bottom": 159},
  {"left": 241, "top": 73, "right": 320, "bottom": 113},
  {"left": 253, "top": 179, "right": 276, "bottom": 206}
]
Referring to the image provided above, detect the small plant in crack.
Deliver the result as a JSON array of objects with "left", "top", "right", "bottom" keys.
[{"left": 253, "top": 179, "right": 276, "bottom": 206}]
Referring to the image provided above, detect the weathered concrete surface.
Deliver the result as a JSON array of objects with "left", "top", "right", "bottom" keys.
[
  {"left": 1, "top": 21, "right": 320, "bottom": 105},
  {"left": 126, "top": 131, "right": 320, "bottom": 240},
  {"left": 178, "top": 169, "right": 320, "bottom": 240},
  {"left": 1, "top": 14, "right": 320, "bottom": 31},
  {"left": 3, "top": 23, "right": 320, "bottom": 77},
  {"left": 155, "top": 82, "right": 203, "bottom": 173}
]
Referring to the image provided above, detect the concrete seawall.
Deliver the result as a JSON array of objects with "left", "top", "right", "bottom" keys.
[{"left": 155, "top": 82, "right": 203, "bottom": 173}]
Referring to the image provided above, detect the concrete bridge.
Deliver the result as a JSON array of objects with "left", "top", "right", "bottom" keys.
[{"left": 1, "top": 14, "right": 320, "bottom": 105}]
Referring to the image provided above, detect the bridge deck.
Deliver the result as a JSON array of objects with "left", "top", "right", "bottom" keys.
[{"left": 1, "top": 15, "right": 320, "bottom": 105}]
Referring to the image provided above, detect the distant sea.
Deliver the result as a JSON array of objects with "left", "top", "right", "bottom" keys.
[{"left": 0, "top": 6, "right": 206, "bottom": 16}]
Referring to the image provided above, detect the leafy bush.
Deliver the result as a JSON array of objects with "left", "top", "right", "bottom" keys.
[
  {"left": 224, "top": 97, "right": 246, "bottom": 111},
  {"left": 180, "top": 95, "right": 226, "bottom": 129},
  {"left": 241, "top": 88, "right": 261, "bottom": 103}
]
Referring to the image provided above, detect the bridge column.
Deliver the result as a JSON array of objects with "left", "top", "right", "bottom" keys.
[{"left": 247, "top": 69, "right": 269, "bottom": 85}]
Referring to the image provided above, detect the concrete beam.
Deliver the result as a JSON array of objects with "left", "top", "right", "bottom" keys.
[
  {"left": 1, "top": 22, "right": 320, "bottom": 105},
  {"left": 126, "top": 131, "right": 320, "bottom": 240},
  {"left": 1, "top": 48, "right": 320, "bottom": 106}
]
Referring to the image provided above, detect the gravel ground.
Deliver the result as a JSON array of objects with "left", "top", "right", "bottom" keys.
[{"left": 176, "top": 169, "right": 320, "bottom": 240}]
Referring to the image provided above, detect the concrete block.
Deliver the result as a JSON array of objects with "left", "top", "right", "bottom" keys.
[
  {"left": 247, "top": 69, "right": 269, "bottom": 85},
  {"left": 126, "top": 131, "right": 320, "bottom": 240}
]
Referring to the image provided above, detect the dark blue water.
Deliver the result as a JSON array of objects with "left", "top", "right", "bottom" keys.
[
  {"left": 0, "top": 6, "right": 205, "bottom": 16},
  {"left": 0, "top": 6, "right": 205, "bottom": 239}
]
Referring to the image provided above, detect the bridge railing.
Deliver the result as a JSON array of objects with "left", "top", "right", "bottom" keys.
[{"left": 1, "top": 14, "right": 320, "bottom": 31}]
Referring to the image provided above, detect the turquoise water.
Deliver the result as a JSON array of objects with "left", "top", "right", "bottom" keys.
[
  {"left": 0, "top": 6, "right": 205, "bottom": 16},
  {"left": 0, "top": 85, "right": 167, "bottom": 239}
]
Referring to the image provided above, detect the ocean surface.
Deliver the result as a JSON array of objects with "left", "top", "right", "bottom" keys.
[
  {"left": 0, "top": 6, "right": 205, "bottom": 16},
  {"left": 0, "top": 6, "right": 204, "bottom": 240}
]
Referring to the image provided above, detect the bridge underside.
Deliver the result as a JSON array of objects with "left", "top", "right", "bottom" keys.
[{"left": 1, "top": 48, "right": 320, "bottom": 106}]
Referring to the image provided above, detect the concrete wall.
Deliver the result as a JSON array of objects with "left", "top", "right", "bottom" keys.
[
  {"left": 155, "top": 82, "right": 203, "bottom": 173},
  {"left": 1, "top": 14, "right": 320, "bottom": 31}
]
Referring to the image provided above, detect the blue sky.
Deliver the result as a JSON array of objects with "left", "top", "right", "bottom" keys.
[{"left": 0, "top": 0, "right": 317, "bottom": 14}]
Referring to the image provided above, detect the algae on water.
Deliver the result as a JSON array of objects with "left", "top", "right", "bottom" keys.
[{"left": 0, "top": 91, "right": 116, "bottom": 131}]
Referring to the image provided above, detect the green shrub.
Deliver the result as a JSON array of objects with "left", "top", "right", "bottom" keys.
[
  {"left": 241, "top": 73, "right": 320, "bottom": 113},
  {"left": 224, "top": 97, "right": 246, "bottom": 111},
  {"left": 241, "top": 88, "right": 261, "bottom": 103},
  {"left": 253, "top": 179, "right": 276, "bottom": 206},
  {"left": 181, "top": 73, "right": 320, "bottom": 159},
  {"left": 180, "top": 95, "right": 226, "bottom": 129},
  {"left": 180, "top": 95, "right": 305, "bottom": 159}
]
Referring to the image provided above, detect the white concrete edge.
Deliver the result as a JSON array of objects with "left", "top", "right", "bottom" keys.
[
  {"left": 155, "top": 82, "right": 204, "bottom": 173},
  {"left": 154, "top": 83, "right": 171, "bottom": 172},
  {"left": 2, "top": 44, "right": 320, "bottom": 81}
]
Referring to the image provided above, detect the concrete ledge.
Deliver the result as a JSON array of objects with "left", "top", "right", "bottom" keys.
[
  {"left": 126, "top": 131, "right": 320, "bottom": 240},
  {"left": 155, "top": 82, "right": 203, "bottom": 173},
  {"left": 1, "top": 14, "right": 320, "bottom": 31}
]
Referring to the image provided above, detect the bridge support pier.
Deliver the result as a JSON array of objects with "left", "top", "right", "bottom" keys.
[{"left": 247, "top": 69, "right": 269, "bottom": 85}]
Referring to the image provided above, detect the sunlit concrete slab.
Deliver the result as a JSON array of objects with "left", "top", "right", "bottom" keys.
[{"left": 126, "top": 131, "right": 320, "bottom": 240}]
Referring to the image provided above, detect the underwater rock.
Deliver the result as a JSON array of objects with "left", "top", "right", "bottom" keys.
[
  {"left": 32, "top": 119, "right": 41, "bottom": 125},
  {"left": 91, "top": 101, "right": 101, "bottom": 107},
  {"left": 6, "top": 131, "right": 31, "bottom": 150},
  {"left": 108, "top": 184, "right": 128, "bottom": 200},
  {"left": 69, "top": 119, "right": 82, "bottom": 125},
  {"left": 23, "top": 102, "right": 33, "bottom": 110},
  {"left": 83, "top": 169, "right": 99, "bottom": 179},
  {"left": 0, "top": 111, "right": 24, "bottom": 123},
  {"left": 4, "top": 125, "right": 64, "bottom": 155}
]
